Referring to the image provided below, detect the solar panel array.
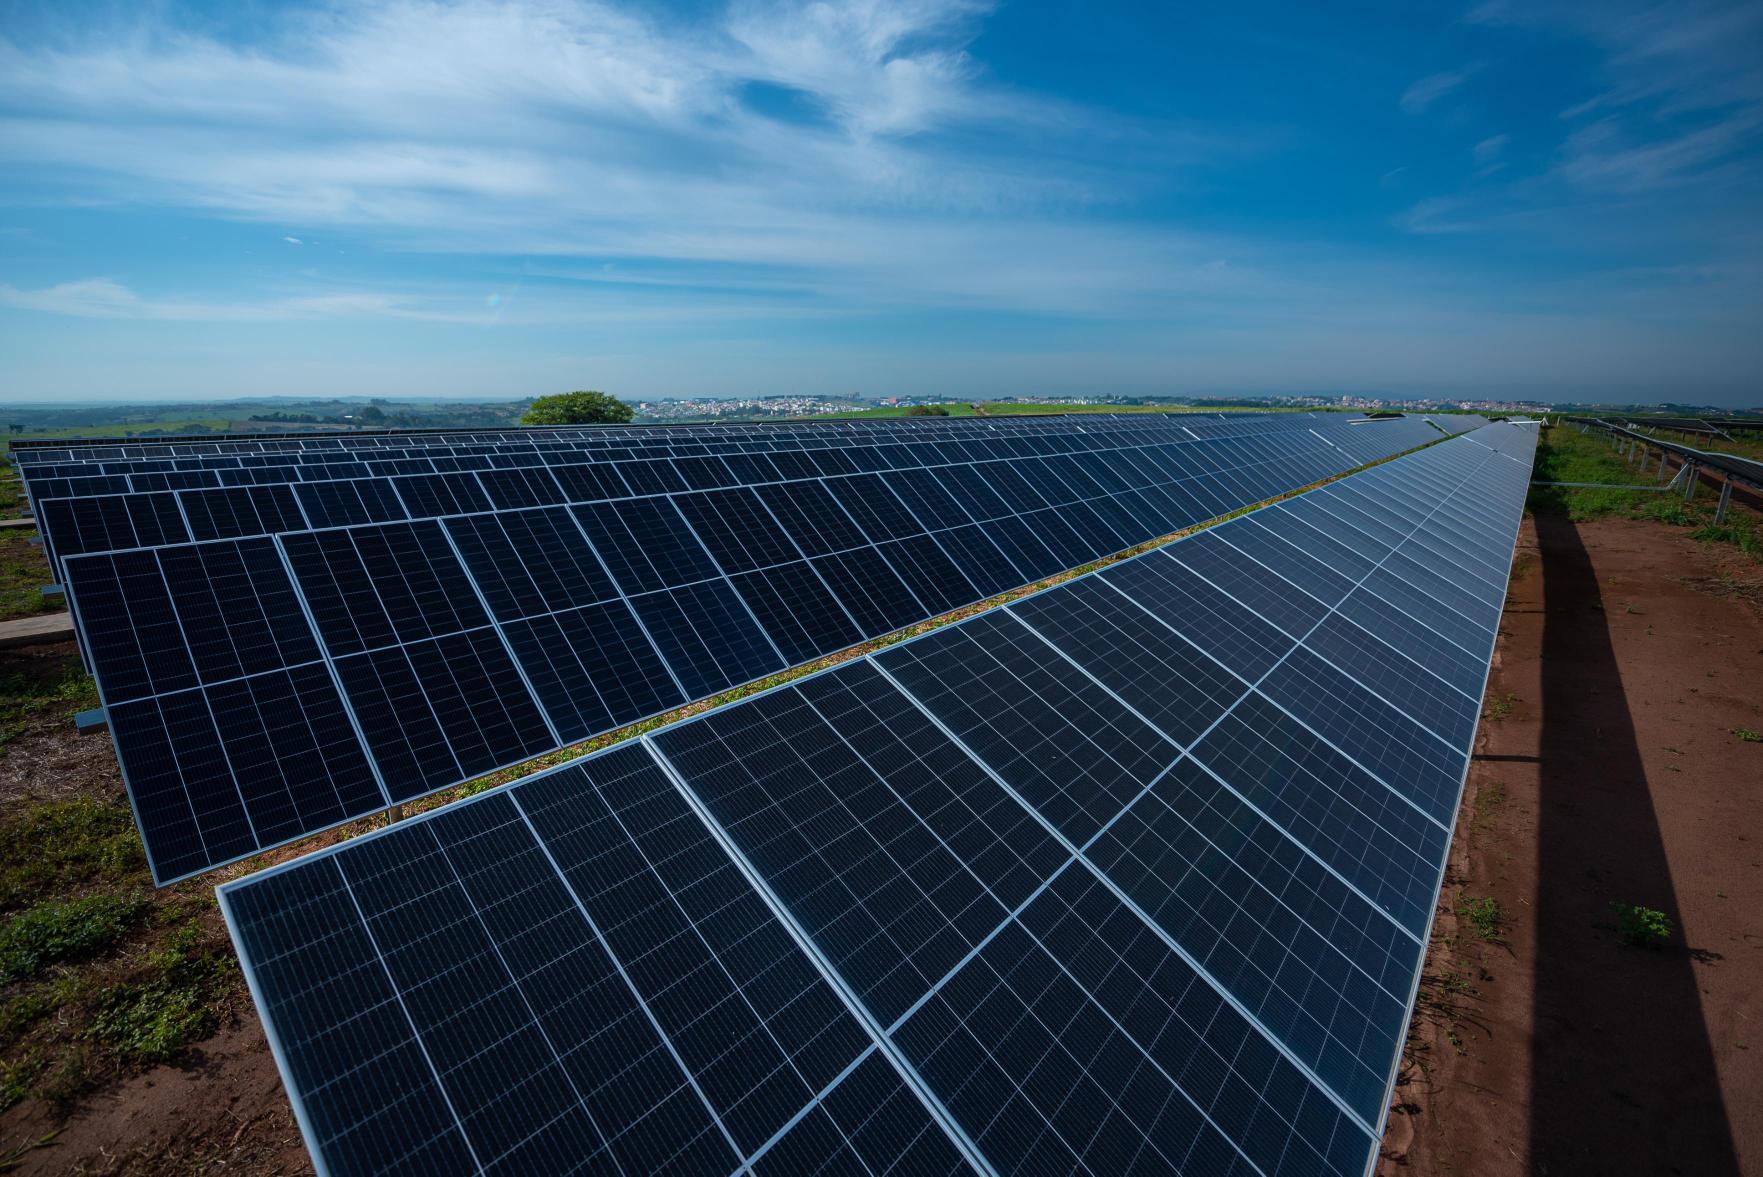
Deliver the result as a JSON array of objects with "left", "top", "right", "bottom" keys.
[
  {"left": 24, "top": 412, "right": 1376, "bottom": 579},
  {"left": 60, "top": 414, "right": 1450, "bottom": 885},
  {"left": 12, "top": 411, "right": 1349, "bottom": 508},
  {"left": 221, "top": 421, "right": 1537, "bottom": 1177},
  {"left": 8, "top": 408, "right": 1399, "bottom": 467}
]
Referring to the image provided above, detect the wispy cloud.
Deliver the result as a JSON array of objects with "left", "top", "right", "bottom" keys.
[
  {"left": 1471, "top": 132, "right": 1509, "bottom": 177},
  {"left": 0, "top": 0, "right": 1228, "bottom": 319},
  {"left": 1472, "top": 134, "right": 1508, "bottom": 164},
  {"left": 1396, "top": 195, "right": 1479, "bottom": 234},
  {"left": 1470, "top": 0, "right": 1763, "bottom": 194},
  {"left": 1400, "top": 66, "right": 1477, "bottom": 115},
  {"left": 1555, "top": 110, "right": 1762, "bottom": 191},
  {"left": 0, "top": 277, "right": 488, "bottom": 322}
]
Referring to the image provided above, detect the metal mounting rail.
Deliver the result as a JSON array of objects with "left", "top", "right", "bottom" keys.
[{"left": 1563, "top": 417, "right": 1763, "bottom": 524}]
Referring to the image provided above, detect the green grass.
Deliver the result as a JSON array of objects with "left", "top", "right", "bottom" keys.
[
  {"left": 1528, "top": 425, "right": 1761, "bottom": 559},
  {"left": 1610, "top": 902, "right": 1672, "bottom": 948},
  {"left": 1483, "top": 692, "right": 1519, "bottom": 721},
  {"left": 1471, "top": 781, "right": 1507, "bottom": 833},
  {"left": 1624, "top": 425, "right": 1763, "bottom": 464},
  {"left": 0, "top": 532, "right": 59, "bottom": 623},
  {"left": 0, "top": 464, "right": 51, "bottom": 621},
  {"left": 1732, "top": 727, "right": 1762, "bottom": 743},
  {"left": 0, "top": 797, "right": 143, "bottom": 910},
  {"left": 87, "top": 925, "right": 236, "bottom": 1065},
  {"left": 0, "top": 785, "right": 238, "bottom": 1110},
  {"left": 0, "top": 420, "right": 233, "bottom": 455},
  {"left": 0, "top": 896, "right": 147, "bottom": 984},
  {"left": 0, "top": 664, "right": 99, "bottom": 752},
  {"left": 1456, "top": 895, "right": 1506, "bottom": 942}
]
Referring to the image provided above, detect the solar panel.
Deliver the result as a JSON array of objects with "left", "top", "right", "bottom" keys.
[
  {"left": 69, "top": 416, "right": 1449, "bottom": 885},
  {"left": 221, "top": 422, "right": 1537, "bottom": 1176},
  {"left": 10, "top": 408, "right": 1361, "bottom": 467},
  {"left": 31, "top": 412, "right": 1390, "bottom": 580}
]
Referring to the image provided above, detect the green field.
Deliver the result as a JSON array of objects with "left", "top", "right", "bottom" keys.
[
  {"left": 1528, "top": 424, "right": 1759, "bottom": 558},
  {"left": 1, "top": 421, "right": 235, "bottom": 457}
]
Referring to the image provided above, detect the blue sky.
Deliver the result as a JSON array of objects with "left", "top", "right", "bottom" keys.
[{"left": 1, "top": 0, "right": 1760, "bottom": 406}]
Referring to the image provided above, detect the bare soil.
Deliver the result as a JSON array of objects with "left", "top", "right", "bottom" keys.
[
  {"left": 1381, "top": 514, "right": 1763, "bottom": 1176},
  {"left": 2, "top": 1022, "right": 308, "bottom": 1176}
]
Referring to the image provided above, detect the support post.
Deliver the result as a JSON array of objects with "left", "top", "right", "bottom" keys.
[
  {"left": 1683, "top": 463, "right": 1696, "bottom": 502},
  {"left": 1715, "top": 480, "right": 1732, "bottom": 526}
]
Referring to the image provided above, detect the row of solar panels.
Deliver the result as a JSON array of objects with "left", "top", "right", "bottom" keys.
[
  {"left": 16, "top": 413, "right": 1375, "bottom": 532},
  {"left": 9, "top": 410, "right": 1155, "bottom": 462},
  {"left": 11, "top": 408, "right": 1437, "bottom": 466},
  {"left": 220, "top": 421, "right": 1538, "bottom": 1177},
  {"left": 30, "top": 413, "right": 1413, "bottom": 583},
  {"left": 11, "top": 413, "right": 1350, "bottom": 492},
  {"left": 63, "top": 416, "right": 1452, "bottom": 885}
]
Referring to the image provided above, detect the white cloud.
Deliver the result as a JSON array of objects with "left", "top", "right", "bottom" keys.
[
  {"left": 1469, "top": 1, "right": 1763, "bottom": 192},
  {"left": 1399, "top": 66, "right": 1477, "bottom": 115},
  {"left": 1396, "top": 196, "right": 1479, "bottom": 234},
  {"left": 0, "top": 277, "right": 487, "bottom": 322},
  {"left": 1472, "top": 134, "right": 1508, "bottom": 165},
  {"left": 1556, "top": 110, "right": 1762, "bottom": 191},
  {"left": 282, "top": 235, "right": 303, "bottom": 244},
  {"left": 0, "top": 0, "right": 1220, "bottom": 318},
  {"left": 1471, "top": 132, "right": 1509, "bottom": 177}
]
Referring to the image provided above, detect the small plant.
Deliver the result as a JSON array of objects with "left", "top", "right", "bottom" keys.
[
  {"left": 1483, "top": 693, "right": 1519, "bottom": 721},
  {"left": 1732, "top": 727, "right": 1762, "bottom": 744},
  {"left": 1471, "top": 781, "right": 1506, "bottom": 831},
  {"left": 87, "top": 926, "right": 236, "bottom": 1065},
  {"left": 1456, "top": 895, "right": 1505, "bottom": 942},
  {"left": 0, "top": 894, "right": 146, "bottom": 984},
  {"left": 1610, "top": 902, "right": 1672, "bottom": 948}
]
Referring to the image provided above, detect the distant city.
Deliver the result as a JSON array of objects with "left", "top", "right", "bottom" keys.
[
  {"left": 627, "top": 392, "right": 1725, "bottom": 422},
  {"left": 1, "top": 393, "right": 1756, "bottom": 444}
]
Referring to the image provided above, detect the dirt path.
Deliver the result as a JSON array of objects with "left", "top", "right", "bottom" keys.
[
  {"left": 1381, "top": 515, "right": 1763, "bottom": 1175},
  {"left": 2, "top": 1021, "right": 309, "bottom": 1176}
]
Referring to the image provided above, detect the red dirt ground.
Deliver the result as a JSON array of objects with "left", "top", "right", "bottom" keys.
[
  {"left": 4, "top": 1021, "right": 309, "bottom": 1176},
  {"left": 1380, "top": 514, "right": 1763, "bottom": 1176}
]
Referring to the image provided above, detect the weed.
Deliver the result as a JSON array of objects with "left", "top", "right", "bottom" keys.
[
  {"left": 87, "top": 926, "right": 236, "bottom": 1065},
  {"left": 1457, "top": 895, "right": 1506, "bottom": 942},
  {"left": 0, "top": 532, "right": 55, "bottom": 623},
  {"left": 1472, "top": 781, "right": 1506, "bottom": 831},
  {"left": 1436, "top": 969, "right": 1476, "bottom": 997},
  {"left": 0, "top": 1128, "right": 60, "bottom": 1169},
  {"left": 1732, "top": 727, "right": 1762, "bottom": 744},
  {"left": 1610, "top": 902, "right": 1673, "bottom": 948},
  {"left": 0, "top": 894, "right": 147, "bottom": 983},
  {"left": 0, "top": 1054, "right": 43, "bottom": 1112},
  {"left": 0, "top": 664, "right": 99, "bottom": 750},
  {"left": 0, "top": 797, "right": 145, "bottom": 908},
  {"left": 1483, "top": 693, "right": 1519, "bottom": 721}
]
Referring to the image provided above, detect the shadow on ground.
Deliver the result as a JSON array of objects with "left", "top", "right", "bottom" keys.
[{"left": 1530, "top": 511, "right": 1738, "bottom": 1174}]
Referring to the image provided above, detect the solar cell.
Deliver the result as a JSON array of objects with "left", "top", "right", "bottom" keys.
[
  {"left": 29, "top": 411, "right": 1396, "bottom": 580},
  {"left": 69, "top": 415, "right": 1450, "bottom": 885},
  {"left": 213, "top": 407, "right": 1544, "bottom": 1177}
]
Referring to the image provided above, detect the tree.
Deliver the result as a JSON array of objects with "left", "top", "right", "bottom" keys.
[
  {"left": 522, "top": 390, "right": 635, "bottom": 426},
  {"left": 905, "top": 404, "right": 951, "bottom": 417}
]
